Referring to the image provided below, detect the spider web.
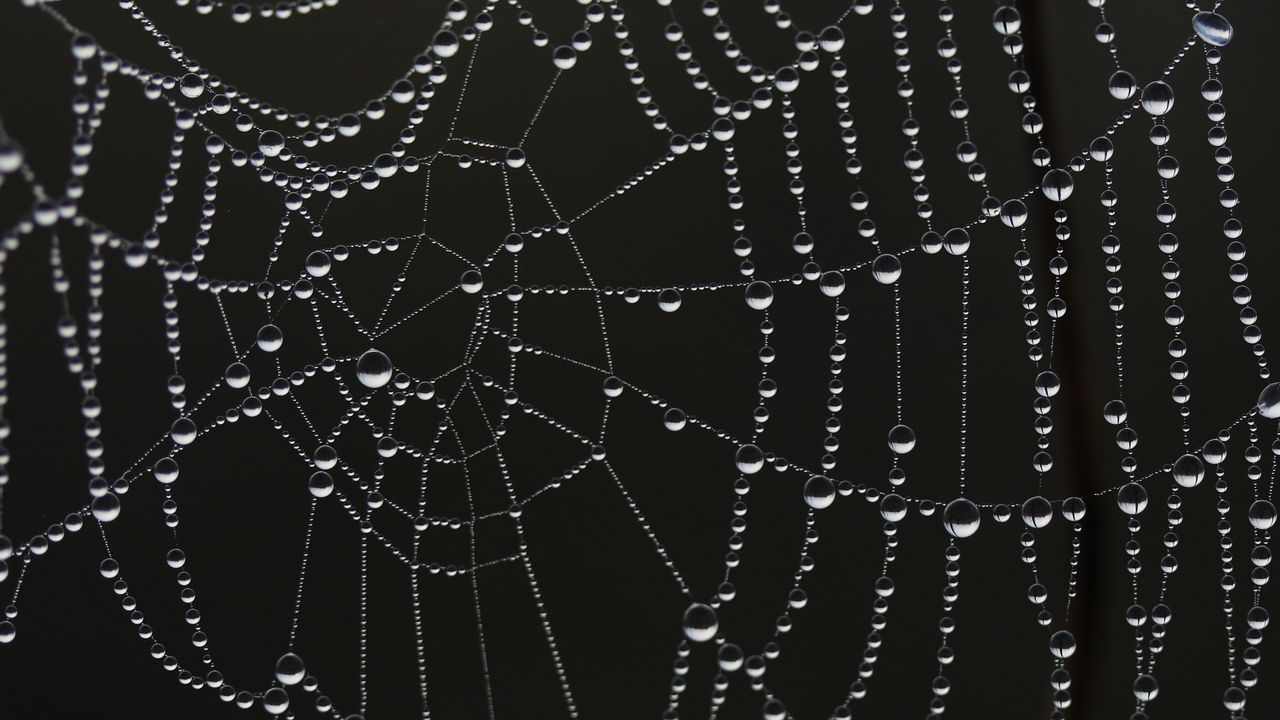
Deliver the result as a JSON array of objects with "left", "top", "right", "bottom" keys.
[{"left": 0, "top": 1, "right": 1275, "bottom": 719}]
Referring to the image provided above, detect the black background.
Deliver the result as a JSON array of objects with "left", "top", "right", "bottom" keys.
[{"left": 1, "top": 1, "right": 1279, "bottom": 719}]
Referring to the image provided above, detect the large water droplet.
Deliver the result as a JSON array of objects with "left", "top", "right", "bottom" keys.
[
  {"left": 356, "top": 349, "right": 393, "bottom": 389},
  {"left": 1048, "top": 629, "right": 1076, "bottom": 659},
  {"left": 275, "top": 652, "right": 305, "bottom": 685},
  {"left": 888, "top": 424, "right": 916, "bottom": 454},
  {"left": 1117, "top": 483, "right": 1148, "bottom": 515},
  {"left": 872, "top": 254, "right": 902, "bottom": 284},
  {"left": 1021, "top": 496, "right": 1053, "bottom": 529},
  {"left": 745, "top": 281, "right": 773, "bottom": 310},
  {"left": 735, "top": 444, "right": 764, "bottom": 474},
  {"left": 1133, "top": 673, "right": 1159, "bottom": 702},
  {"left": 91, "top": 492, "right": 121, "bottom": 522},
  {"left": 258, "top": 130, "right": 285, "bottom": 157},
  {"left": 170, "top": 417, "right": 197, "bottom": 445},
  {"left": 256, "top": 324, "right": 284, "bottom": 352},
  {"left": 1041, "top": 168, "right": 1074, "bottom": 202},
  {"left": 1249, "top": 500, "right": 1277, "bottom": 531},
  {"left": 943, "top": 498, "right": 981, "bottom": 538},
  {"left": 1192, "top": 12, "right": 1233, "bottom": 47},
  {"left": 263, "top": 687, "right": 290, "bottom": 715},
  {"left": 682, "top": 603, "right": 718, "bottom": 642},
  {"left": 1171, "top": 454, "right": 1204, "bottom": 488},
  {"left": 1140, "top": 81, "right": 1175, "bottom": 117},
  {"left": 803, "top": 475, "right": 835, "bottom": 509},
  {"left": 433, "top": 30, "right": 460, "bottom": 58},
  {"left": 1257, "top": 382, "right": 1280, "bottom": 418},
  {"left": 881, "top": 494, "right": 908, "bottom": 522}
]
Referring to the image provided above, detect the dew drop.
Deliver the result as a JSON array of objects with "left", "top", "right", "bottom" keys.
[
  {"left": 262, "top": 687, "right": 290, "bottom": 715},
  {"left": 256, "top": 324, "right": 283, "bottom": 352},
  {"left": 1140, "top": 81, "right": 1175, "bottom": 117},
  {"left": 356, "top": 349, "right": 393, "bottom": 389},
  {"left": 1116, "top": 482, "right": 1148, "bottom": 515},
  {"left": 872, "top": 254, "right": 902, "bottom": 284},
  {"left": 433, "top": 30, "right": 461, "bottom": 58},
  {"left": 1249, "top": 500, "right": 1277, "bottom": 531},
  {"left": 275, "top": 653, "right": 306, "bottom": 685},
  {"left": 1171, "top": 454, "right": 1204, "bottom": 488},
  {"left": 1192, "top": 12, "right": 1233, "bottom": 47},
  {"left": 682, "top": 602, "right": 719, "bottom": 642},
  {"left": 224, "top": 362, "right": 251, "bottom": 389},
  {"left": 258, "top": 130, "right": 285, "bottom": 157},
  {"left": 735, "top": 444, "right": 764, "bottom": 474},
  {"left": 1041, "top": 168, "right": 1074, "bottom": 202},
  {"left": 459, "top": 269, "right": 484, "bottom": 294},
  {"left": 170, "top": 417, "right": 197, "bottom": 445},
  {"left": 943, "top": 498, "right": 981, "bottom": 538},
  {"left": 803, "top": 475, "right": 835, "bottom": 510},
  {"left": 658, "top": 288, "right": 683, "bottom": 312},
  {"left": 91, "top": 492, "right": 121, "bottom": 523},
  {"left": 1257, "top": 382, "right": 1280, "bottom": 418},
  {"left": 309, "top": 471, "right": 335, "bottom": 498},
  {"left": 745, "top": 281, "right": 773, "bottom": 310}
]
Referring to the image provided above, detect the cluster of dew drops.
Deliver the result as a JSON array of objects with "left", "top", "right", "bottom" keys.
[{"left": 0, "top": 2, "right": 1276, "bottom": 720}]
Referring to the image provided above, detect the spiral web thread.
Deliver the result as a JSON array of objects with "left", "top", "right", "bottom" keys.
[{"left": 0, "top": 0, "right": 1274, "bottom": 719}]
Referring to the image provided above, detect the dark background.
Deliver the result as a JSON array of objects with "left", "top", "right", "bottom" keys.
[{"left": 1, "top": 1, "right": 1278, "bottom": 718}]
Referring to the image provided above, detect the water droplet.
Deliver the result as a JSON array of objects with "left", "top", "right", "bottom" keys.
[
  {"left": 1257, "top": 382, "right": 1280, "bottom": 418},
  {"left": 1171, "top": 454, "right": 1204, "bottom": 488},
  {"left": 309, "top": 471, "right": 335, "bottom": 498},
  {"left": 263, "top": 687, "right": 290, "bottom": 715},
  {"left": 433, "top": 30, "right": 461, "bottom": 58},
  {"left": 170, "top": 417, "right": 197, "bottom": 445},
  {"left": 992, "top": 6, "right": 1021, "bottom": 35},
  {"left": 818, "top": 26, "right": 845, "bottom": 53},
  {"left": 735, "top": 444, "right": 764, "bottom": 474},
  {"left": 1140, "top": 81, "right": 1175, "bottom": 117},
  {"left": 1107, "top": 70, "right": 1137, "bottom": 100},
  {"left": 943, "top": 498, "right": 981, "bottom": 538},
  {"left": 356, "top": 349, "right": 393, "bottom": 389},
  {"left": 256, "top": 324, "right": 283, "bottom": 352},
  {"left": 682, "top": 603, "right": 718, "bottom": 642},
  {"left": 745, "top": 281, "right": 773, "bottom": 310},
  {"left": 1133, "top": 673, "right": 1159, "bottom": 702},
  {"left": 459, "top": 269, "right": 484, "bottom": 294},
  {"left": 91, "top": 492, "right": 121, "bottom": 522},
  {"left": 887, "top": 424, "right": 916, "bottom": 454},
  {"left": 658, "top": 288, "right": 683, "bottom": 312},
  {"left": 153, "top": 457, "right": 179, "bottom": 484},
  {"left": 1249, "top": 500, "right": 1277, "bottom": 531},
  {"left": 943, "top": 227, "right": 970, "bottom": 256},
  {"left": 1021, "top": 496, "right": 1053, "bottom": 529},
  {"left": 803, "top": 475, "right": 835, "bottom": 509},
  {"left": 224, "top": 362, "right": 251, "bottom": 389},
  {"left": 819, "top": 271, "right": 846, "bottom": 297},
  {"left": 179, "top": 73, "right": 204, "bottom": 99},
  {"left": 1192, "top": 12, "right": 1233, "bottom": 47},
  {"left": 872, "top": 254, "right": 902, "bottom": 284},
  {"left": 717, "top": 642, "right": 744, "bottom": 671},
  {"left": 1041, "top": 168, "right": 1073, "bottom": 202},
  {"left": 1117, "top": 483, "right": 1148, "bottom": 515},
  {"left": 881, "top": 493, "right": 908, "bottom": 522},
  {"left": 1049, "top": 629, "right": 1076, "bottom": 659},
  {"left": 275, "top": 653, "right": 305, "bottom": 685},
  {"left": 762, "top": 698, "right": 787, "bottom": 720},
  {"left": 305, "top": 251, "right": 332, "bottom": 278},
  {"left": 258, "top": 130, "right": 285, "bottom": 157}
]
